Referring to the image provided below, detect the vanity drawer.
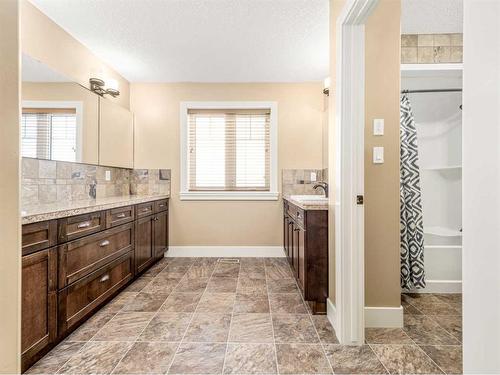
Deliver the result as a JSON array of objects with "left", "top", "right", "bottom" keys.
[
  {"left": 58, "top": 223, "right": 134, "bottom": 288},
  {"left": 22, "top": 220, "right": 57, "bottom": 256},
  {"left": 136, "top": 202, "right": 155, "bottom": 218},
  {"left": 106, "top": 205, "right": 135, "bottom": 228},
  {"left": 58, "top": 252, "right": 133, "bottom": 334},
  {"left": 154, "top": 199, "right": 168, "bottom": 213},
  {"left": 287, "top": 203, "right": 305, "bottom": 228},
  {"left": 58, "top": 212, "right": 106, "bottom": 243}
]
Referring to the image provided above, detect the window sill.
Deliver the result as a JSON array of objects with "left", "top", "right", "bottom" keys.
[{"left": 179, "top": 191, "right": 280, "bottom": 201}]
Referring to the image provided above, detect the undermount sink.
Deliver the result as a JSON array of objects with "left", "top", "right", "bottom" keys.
[{"left": 289, "top": 195, "right": 328, "bottom": 202}]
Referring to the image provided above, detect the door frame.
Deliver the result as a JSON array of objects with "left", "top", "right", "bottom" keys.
[{"left": 333, "top": 0, "right": 378, "bottom": 345}]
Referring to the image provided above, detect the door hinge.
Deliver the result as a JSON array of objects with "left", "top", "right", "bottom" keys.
[{"left": 356, "top": 195, "right": 364, "bottom": 205}]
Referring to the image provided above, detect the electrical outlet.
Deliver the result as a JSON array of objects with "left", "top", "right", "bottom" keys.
[
  {"left": 373, "top": 147, "right": 384, "bottom": 164},
  {"left": 105, "top": 170, "right": 111, "bottom": 181},
  {"left": 310, "top": 172, "right": 317, "bottom": 182},
  {"left": 373, "top": 119, "right": 384, "bottom": 136}
]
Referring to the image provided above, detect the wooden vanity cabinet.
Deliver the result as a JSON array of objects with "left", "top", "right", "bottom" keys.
[
  {"left": 21, "top": 247, "right": 57, "bottom": 372},
  {"left": 283, "top": 200, "right": 328, "bottom": 314},
  {"left": 22, "top": 198, "right": 169, "bottom": 373}
]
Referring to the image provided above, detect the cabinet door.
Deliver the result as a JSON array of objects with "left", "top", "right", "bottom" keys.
[
  {"left": 297, "top": 227, "right": 306, "bottom": 290},
  {"left": 22, "top": 248, "right": 57, "bottom": 371},
  {"left": 154, "top": 210, "right": 168, "bottom": 260},
  {"left": 135, "top": 215, "right": 155, "bottom": 274},
  {"left": 293, "top": 226, "right": 300, "bottom": 277},
  {"left": 283, "top": 216, "right": 288, "bottom": 256},
  {"left": 287, "top": 219, "right": 294, "bottom": 264}
]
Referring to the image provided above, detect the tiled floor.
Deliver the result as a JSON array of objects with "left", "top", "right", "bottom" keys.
[{"left": 27, "top": 257, "right": 463, "bottom": 374}]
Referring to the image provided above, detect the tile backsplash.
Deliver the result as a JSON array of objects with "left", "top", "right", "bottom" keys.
[
  {"left": 282, "top": 169, "right": 327, "bottom": 196},
  {"left": 22, "top": 157, "right": 171, "bottom": 205},
  {"left": 401, "top": 33, "right": 463, "bottom": 64}
]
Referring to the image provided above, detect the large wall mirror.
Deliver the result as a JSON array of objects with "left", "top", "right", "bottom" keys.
[
  {"left": 21, "top": 53, "right": 134, "bottom": 169},
  {"left": 21, "top": 54, "right": 99, "bottom": 164}
]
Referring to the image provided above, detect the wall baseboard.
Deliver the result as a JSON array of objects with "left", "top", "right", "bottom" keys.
[
  {"left": 166, "top": 246, "right": 285, "bottom": 258},
  {"left": 326, "top": 298, "right": 337, "bottom": 333},
  {"left": 407, "top": 279, "right": 462, "bottom": 294},
  {"left": 365, "top": 306, "right": 404, "bottom": 328}
]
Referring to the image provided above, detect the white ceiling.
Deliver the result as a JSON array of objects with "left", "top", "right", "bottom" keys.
[
  {"left": 402, "top": 0, "right": 463, "bottom": 34},
  {"left": 30, "top": 0, "right": 329, "bottom": 83}
]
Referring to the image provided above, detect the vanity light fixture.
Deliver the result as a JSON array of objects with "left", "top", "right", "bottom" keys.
[
  {"left": 323, "top": 77, "right": 331, "bottom": 96},
  {"left": 89, "top": 77, "right": 120, "bottom": 97}
]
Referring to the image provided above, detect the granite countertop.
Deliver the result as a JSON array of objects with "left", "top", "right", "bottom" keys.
[
  {"left": 283, "top": 195, "right": 329, "bottom": 211},
  {"left": 21, "top": 194, "right": 170, "bottom": 225}
]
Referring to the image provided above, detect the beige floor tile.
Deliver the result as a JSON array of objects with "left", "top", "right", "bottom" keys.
[
  {"left": 174, "top": 277, "right": 209, "bottom": 293},
  {"left": 234, "top": 295, "right": 270, "bottom": 313},
  {"left": 196, "top": 292, "right": 236, "bottom": 313},
  {"left": 120, "top": 292, "right": 169, "bottom": 312},
  {"left": 324, "top": 344, "right": 387, "bottom": 374},
  {"left": 25, "top": 341, "right": 85, "bottom": 374},
  {"left": 124, "top": 277, "right": 153, "bottom": 293},
  {"left": 272, "top": 314, "right": 319, "bottom": 343},
  {"left": 58, "top": 341, "right": 132, "bottom": 374},
  {"left": 160, "top": 292, "right": 203, "bottom": 313},
  {"left": 92, "top": 312, "right": 154, "bottom": 341},
  {"left": 139, "top": 312, "right": 192, "bottom": 341},
  {"left": 365, "top": 328, "right": 413, "bottom": 344},
  {"left": 311, "top": 316, "right": 339, "bottom": 344},
  {"left": 229, "top": 313, "right": 274, "bottom": 343},
  {"left": 420, "top": 345, "right": 462, "bottom": 374},
  {"left": 112, "top": 342, "right": 178, "bottom": 374},
  {"left": 276, "top": 344, "right": 332, "bottom": 374},
  {"left": 224, "top": 343, "right": 277, "bottom": 374},
  {"left": 66, "top": 311, "right": 116, "bottom": 341},
  {"left": 168, "top": 342, "right": 226, "bottom": 374},
  {"left": 141, "top": 278, "right": 180, "bottom": 294},
  {"left": 404, "top": 315, "right": 460, "bottom": 345},
  {"left": 183, "top": 313, "right": 231, "bottom": 342},
  {"left": 213, "top": 263, "right": 240, "bottom": 278},
  {"left": 267, "top": 278, "right": 298, "bottom": 293},
  {"left": 269, "top": 293, "right": 307, "bottom": 314},
  {"left": 206, "top": 277, "right": 238, "bottom": 293},
  {"left": 430, "top": 315, "right": 462, "bottom": 342},
  {"left": 371, "top": 344, "right": 444, "bottom": 374}
]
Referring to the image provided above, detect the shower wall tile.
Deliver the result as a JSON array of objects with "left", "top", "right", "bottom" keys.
[
  {"left": 21, "top": 157, "right": 171, "bottom": 206},
  {"left": 402, "top": 33, "right": 463, "bottom": 64}
]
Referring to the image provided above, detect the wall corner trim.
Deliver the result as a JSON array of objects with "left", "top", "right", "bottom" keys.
[
  {"left": 364, "top": 306, "right": 403, "bottom": 328},
  {"left": 327, "top": 298, "right": 338, "bottom": 334},
  {"left": 165, "top": 246, "right": 285, "bottom": 258}
]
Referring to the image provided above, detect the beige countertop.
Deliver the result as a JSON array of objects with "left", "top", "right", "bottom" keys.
[
  {"left": 21, "top": 194, "right": 170, "bottom": 225},
  {"left": 283, "top": 195, "right": 329, "bottom": 211}
]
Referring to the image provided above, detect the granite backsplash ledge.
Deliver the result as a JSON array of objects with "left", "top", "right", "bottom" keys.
[{"left": 21, "top": 157, "right": 171, "bottom": 206}]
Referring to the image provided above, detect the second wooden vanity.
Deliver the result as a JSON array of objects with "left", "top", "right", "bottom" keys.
[
  {"left": 283, "top": 198, "right": 328, "bottom": 314},
  {"left": 21, "top": 197, "right": 169, "bottom": 372}
]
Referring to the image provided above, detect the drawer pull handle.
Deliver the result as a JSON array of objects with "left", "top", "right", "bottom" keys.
[
  {"left": 77, "top": 222, "right": 91, "bottom": 229},
  {"left": 99, "top": 240, "right": 110, "bottom": 247},
  {"left": 142, "top": 208, "right": 150, "bottom": 212},
  {"left": 100, "top": 274, "right": 110, "bottom": 282},
  {"left": 116, "top": 213, "right": 126, "bottom": 218},
  {"left": 154, "top": 217, "right": 159, "bottom": 221}
]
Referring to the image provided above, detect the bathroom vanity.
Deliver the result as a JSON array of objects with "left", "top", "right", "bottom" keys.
[
  {"left": 283, "top": 196, "right": 328, "bottom": 314},
  {"left": 21, "top": 196, "right": 169, "bottom": 372}
]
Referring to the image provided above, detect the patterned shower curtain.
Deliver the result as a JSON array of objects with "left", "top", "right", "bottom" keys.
[{"left": 400, "top": 94, "right": 425, "bottom": 290}]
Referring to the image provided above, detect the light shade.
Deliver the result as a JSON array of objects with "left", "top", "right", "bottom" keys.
[
  {"left": 323, "top": 77, "right": 331, "bottom": 90},
  {"left": 106, "top": 78, "right": 119, "bottom": 91}
]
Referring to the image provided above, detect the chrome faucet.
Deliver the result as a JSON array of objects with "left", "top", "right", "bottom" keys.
[{"left": 313, "top": 182, "right": 329, "bottom": 198}]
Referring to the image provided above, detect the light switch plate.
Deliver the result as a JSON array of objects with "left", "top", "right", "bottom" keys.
[
  {"left": 310, "top": 172, "right": 317, "bottom": 182},
  {"left": 373, "top": 119, "right": 384, "bottom": 136},
  {"left": 105, "top": 170, "right": 111, "bottom": 181},
  {"left": 373, "top": 147, "right": 384, "bottom": 164}
]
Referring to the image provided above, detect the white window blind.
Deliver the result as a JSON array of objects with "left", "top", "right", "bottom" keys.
[
  {"left": 21, "top": 108, "right": 77, "bottom": 162},
  {"left": 187, "top": 108, "right": 271, "bottom": 191}
]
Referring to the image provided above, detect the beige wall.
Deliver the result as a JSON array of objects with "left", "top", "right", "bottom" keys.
[
  {"left": 0, "top": 0, "right": 21, "bottom": 372},
  {"left": 22, "top": 82, "right": 100, "bottom": 164},
  {"left": 328, "top": 0, "right": 401, "bottom": 307},
  {"left": 21, "top": 0, "right": 130, "bottom": 109},
  {"left": 364, "top": 0, "right": 401, "bottom": 308},
  {"left": 131, "top": 83, "right": 324, "bottom": 246}
]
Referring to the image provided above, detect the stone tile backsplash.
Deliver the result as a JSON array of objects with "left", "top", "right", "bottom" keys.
[
  {"left": 282, "top": 169, "right": 326, "bottom": 196},
  {"left": 401, "top": 33, "right": 463, "bottom": 64},
  {"left": 22, "top": 157, "right": 171, "bottom": 205},
  {"left": 130, "top": 169, "right": 171, "bottom": 196}
]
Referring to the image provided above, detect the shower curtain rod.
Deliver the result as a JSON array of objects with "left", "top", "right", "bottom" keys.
[{"left": 401, "top": 88, "right": 462, "bottom": 94}]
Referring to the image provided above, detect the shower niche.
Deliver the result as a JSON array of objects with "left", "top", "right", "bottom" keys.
[{"left": 401, "top": 64, "right": 463, "bottom": 292}]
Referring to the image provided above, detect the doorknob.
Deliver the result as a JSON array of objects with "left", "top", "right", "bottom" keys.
[{"left": 356, "top": 195, "right": 364, "bottom": 205}]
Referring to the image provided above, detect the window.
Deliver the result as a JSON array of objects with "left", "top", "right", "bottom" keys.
[
  {"left": 181, "top": 102, "right": 278, "bottom": 200},
  {"left": 21, "top": 101, "right": 82, "bottom": 162}
]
